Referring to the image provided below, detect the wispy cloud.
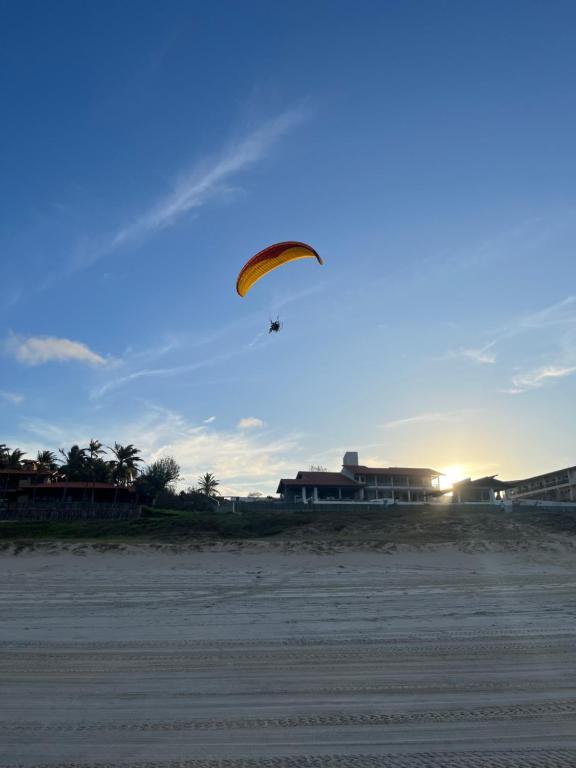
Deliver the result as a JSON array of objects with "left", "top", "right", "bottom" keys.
[
  {"left": 20, "top": 418, "right": 71, "bottom": 443},
  {"left": 507, "top": 364, "right": 576, "bottom": 394},
  {"left": 453, "top": 296, "right": 576, "bottom": 368},
  {"left": 458, "top": 343, "right": 497, "bottom": 365},
  {"left": 237, "top": 417, "right": 265, "bottom": 430},
  {"left": 91, "top": 309, "right": 287, "bottom": 400},
  {"left": 74, "top": 106, "right": 308, "bottom": 269},
  {"left": 5, "top": 333, "right": 105, "bottom": 366},
  {"left": 380, "top": 412, "right": 452, "bottom": 430},
  {"left": 496, "top": 299, "right": 576, "bottom": 393},
  {"left": 511, "top": 296, "right": 576, "bottom": 333},
  {"left": 91, "top": 350, "right": 238, "bottom": 399},
  {"left": 0, "top": 390, "right": 24, "bottom": 405},
  {"left": 203, "top": 416, "right": 216, "bottom": 424}
]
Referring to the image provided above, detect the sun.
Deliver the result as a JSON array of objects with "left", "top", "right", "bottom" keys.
[{"left": 439, "top": 465, "right": 469, "bottom": 491}]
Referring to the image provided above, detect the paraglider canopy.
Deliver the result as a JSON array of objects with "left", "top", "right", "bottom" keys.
[{"left": 236, "top": 241, "right": 323, "bottom": 297}]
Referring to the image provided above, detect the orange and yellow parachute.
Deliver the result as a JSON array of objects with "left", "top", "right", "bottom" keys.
[{"left": 236, "top": 241, "right": 323, "bottom": 297}]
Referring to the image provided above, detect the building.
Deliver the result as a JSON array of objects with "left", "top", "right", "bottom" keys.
[
  {"left": 277, "top": 471, "right": 361, "bottom": 503},
  {"left": 509, "top": 465, "right": 576, "bottom": 503},
  {"left": 0, "top": 468, "right": 55, "bottom": 511},
  {"left": 277, "top": 451, "right": 442, "bottom": 503},
  {"left": 0, "top": 467, "right": 139, "bottom": 518},
  {"left": 450, "top": 476, "right": 516, "bottom": 503},
  {"left": 15, "top": 481, "right": 137, "bottom": 507}
]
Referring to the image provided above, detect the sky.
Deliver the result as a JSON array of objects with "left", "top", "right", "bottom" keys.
[{"left": 1, "top": 0, "right": 576, "bottom": 494}]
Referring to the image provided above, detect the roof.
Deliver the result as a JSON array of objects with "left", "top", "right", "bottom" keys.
[
  {"left": 453, "top": 476, "right": 518, "bottom": 490},
  {"left": 0, "top": 468, "right": 54, "bottom": 475},
  {"left": 20, "top": 482, "right": 135, "bottom": 492},
  {"left": 343, "top": 465, "right": 443, "bottom": 476},
  {"left": 277, "top": 472, "right": 360, "bottom": 492},
  {"left": 513, "top": 465, "right": 576, "bottom": 484}
]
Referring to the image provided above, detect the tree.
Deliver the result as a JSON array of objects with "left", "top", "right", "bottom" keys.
[
  {"left": 0, "top": 444, "right": 24, "bottom": 469},
  {"left": 197, "top": 472, "right": 220, "bottom": 497},
  {"left": 309, "top": 464, "right": 327, "bottom": 472},
  {"left": 109, "top": 443, "right": 142, "bottom": 485},
  {"left": 0, "top": 444, "right": 10, "bottom": 468},
  {"left": 36, "top": 450, "right": 58, "bottom": 471},
  {"left": 136, "top": 457, "right": 181, "bottom": 505},
  {"left": 59, "top": 445, "right": 88, "bottom": 481},
  {"left": 85, "top": 440, "right": 112, "bottom": 483},
  {"left": 87, "top": 440, "right": 106, "bottom": 461},
  {"left": 247, "top": 491, "right": 263, "bottom": 498}
]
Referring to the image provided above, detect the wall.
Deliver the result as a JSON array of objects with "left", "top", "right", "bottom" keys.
[{"left": 229, "top": 499, "right": 576, "bottom": 516}]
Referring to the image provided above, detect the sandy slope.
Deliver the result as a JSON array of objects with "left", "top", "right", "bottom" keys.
[{"left": 1, "top": 545, "right": 576, "bottom": 767}]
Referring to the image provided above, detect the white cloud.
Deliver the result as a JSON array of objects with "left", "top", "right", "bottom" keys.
[
  {"left": 151, "top": 422, "right": 294, "bottom": 495},
  {"left": 91, "top": 350, "right": 237, "bottom": 399},
  {"left": 20, "top": 418, "right": 71, "bottom": 443},
  {"left": 380, "top": 412, "right": 452, "bottom": 430},
  {"left": 75, "top": 106, "right": 308, "bottom": 269},
  {"left": 237, "top": 417, "right": 265, "bottom": 430},
  {"left": 454, "top": 296, "right": 576, "bottom": 367},
  {"left": 507, "top": 365, "right": 576, "bottom": 394},
  {"left": 203, "top": 416, "right": 216, "bottom": 424},
  {"left": 0, "top": 390, "right": 24, "bottom": 405},
  {"left": 458, "top": 344, "right": 497, "bottom": 364},
  {"left": 513, "top": 296, "right": 576, "bottom": 333},
  {"left": 5, "top": 333, "right": 105, "bottom": 366}
]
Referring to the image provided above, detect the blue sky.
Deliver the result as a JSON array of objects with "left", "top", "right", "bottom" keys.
[{"left": 1, "top": 0, "right": 576, "bottom": 492}]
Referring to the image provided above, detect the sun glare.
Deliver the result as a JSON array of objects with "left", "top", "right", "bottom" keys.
[{"left": 439, "top": 465, "right": 468, "bottom": 490}]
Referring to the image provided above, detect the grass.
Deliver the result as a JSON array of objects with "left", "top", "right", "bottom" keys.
[
  {"left": 0, "top": 507, "right": 314, "bottom": 543},
  {"left": 0, "top": 504, "right": 574, "bottom": 547}
]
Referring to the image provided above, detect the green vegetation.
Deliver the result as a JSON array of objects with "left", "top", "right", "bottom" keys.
[
  {"left": 0, "top": 507, "right": 313, "bottom": 543},
  {"left": 196, "top": 472, "right": 220, "bottom": 497},
  {"left": 1, "top": 439, "right": 196, "bottom": 503}
]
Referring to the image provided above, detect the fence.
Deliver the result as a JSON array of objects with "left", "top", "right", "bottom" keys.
[
  {"left": 226, "top": 499, "right": 576, "bottom": 516},
  {"left": 227, "top": 500, "right": 437, "bottom": 515},
  {"left": 0, "top": 503, "right": 142, "bottom": 522}
]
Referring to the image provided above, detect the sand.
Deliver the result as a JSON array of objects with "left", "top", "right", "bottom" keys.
[{"left": 1, "top": 543, "right": 576, "bottom": 767}]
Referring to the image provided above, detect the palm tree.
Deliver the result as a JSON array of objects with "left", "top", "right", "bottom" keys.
[
  {"left": 86, "top": 439, "right": 111, "bottom": 480},
  {"left": 6, "top": 448, "right": 25, "bottom": 469},
  {"left": 36, "top": 450, "right": 58, "bottom": 471},
  {"left": 197, "top": 472, "right": 220, "bottom": 497},
  {"left": 109, "top": 443, "right": 142, "bottom": 485},
  {"left": 87, "top": 439, "right": 106, "bottom": 462},
  {"left": 0, "top": 444, "right": 11, "bottom": 468},
  {"left": 59, "top": 445, "right": 88, "bottom": 481}
]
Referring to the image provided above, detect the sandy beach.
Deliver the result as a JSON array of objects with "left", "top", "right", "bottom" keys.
[{"left": 1, "top": 543, "right": 576, "bottom": 767}]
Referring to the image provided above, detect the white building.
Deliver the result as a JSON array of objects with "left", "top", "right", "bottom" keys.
[
  {"left": 509, "top": 465, "right": 576, "bottom": 503},
  {"left": 277, "top": 451, "right": 441, "bottom": 503}
]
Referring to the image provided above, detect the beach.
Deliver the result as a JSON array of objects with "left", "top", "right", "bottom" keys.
[{"left": 1, "top": 542, "right": 576, "bottom": 766}]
